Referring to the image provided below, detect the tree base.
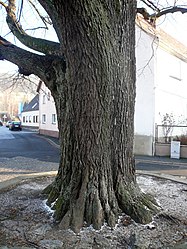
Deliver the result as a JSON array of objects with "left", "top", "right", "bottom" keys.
[{"left": 43, "top": 177, "right": 159, "bottom": 233}]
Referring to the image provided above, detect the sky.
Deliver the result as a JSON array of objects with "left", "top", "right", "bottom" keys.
[
  {"left": 0, "top": 1, "right": 187, "bottom": 73},
  {"left": 137, "top": 0, "right": 187, "bottom": 45},
  {"left": 0, "top": 0, "right": 58, "bottom": 74}
]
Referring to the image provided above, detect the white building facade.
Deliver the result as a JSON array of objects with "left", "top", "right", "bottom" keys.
[
  {"left": 134, "top": 16, "right": 187, "bottom": 156},
  {"left": 134, "top": 20, "right": 156, "bottom": 156},
  {"left": 21, "top": 94, "right": 39, "bottom": 129},
  {"left": 37, "top": 81, "right": 59, "bottom": 138}
]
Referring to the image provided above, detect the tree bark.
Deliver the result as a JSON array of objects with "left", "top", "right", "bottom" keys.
[{"left": 44, "top": 0, "right": 158, "bottom": 232}]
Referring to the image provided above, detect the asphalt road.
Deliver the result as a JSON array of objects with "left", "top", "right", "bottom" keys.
[
  {"left": 0, "top": 126, "right": 60, "bottom": 163},
  {"left": 1, "top": 124, "right": 187, "bottom": 169}
]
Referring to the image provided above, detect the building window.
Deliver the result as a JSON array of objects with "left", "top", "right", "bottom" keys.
[
  {"left": 32, "top": 103, "right": 37, "bottom": 109},
  {"left": 26, "top": 116, "right": 28, "bottom": 123},
  {"left": 52, "top": 114, "right": 57, "bottom": 124},
  {"left": 33, "top": 116, "right": 39, "bottom": 123},
  {"left": 43, "top": 94, "right": 46, "bottom": 104},
  {"left": 29, "top": 116, "right": 32, "bottom": 123},
  {"left": 47, "top": 92, "right": 51, "bottom": 101},
  {"left": 42, "top": 114, "right": 46, "bottom": 124},
  {"left": 36, "top": 115, "right": 39, "bottom": 123},
  {"left": 23, "top": 116, "right": 25, "bottom": 123}
]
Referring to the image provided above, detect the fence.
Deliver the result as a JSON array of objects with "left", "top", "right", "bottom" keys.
[{"left": 155, "top": 124, "right": 187, "bottom": 144}]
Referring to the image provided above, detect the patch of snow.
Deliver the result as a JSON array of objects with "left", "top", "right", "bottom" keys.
[{"left": 42, "top": 199, "right": 55, "bottom": 215}]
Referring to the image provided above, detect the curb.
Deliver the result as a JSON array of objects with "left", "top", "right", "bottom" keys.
[
  {"left": 135, "top": 159, "right": 187, "bottom": 167},
  {"left": 136, "top": 170, "right": 187, "bottom": 185},
  {"left": 35, "top": 134, "right": 60, "bottom": 149},
  {"left": 1, "top": 170, "right": 187, "bottom": 194},
  {"left": 43, "top": 137, "right": 60, "bottom": 149},
  {"left": 0, "top": 171, "right": 58, "bottom": 192}
]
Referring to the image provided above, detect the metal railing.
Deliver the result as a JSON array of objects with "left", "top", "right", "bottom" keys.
[{"left": 155, "top": 124, "right": 187, "bottom": 144}]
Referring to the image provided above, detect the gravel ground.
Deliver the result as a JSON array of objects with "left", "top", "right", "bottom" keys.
[{"left": 0, "top": 175, "right": 187, "bottom": 249}]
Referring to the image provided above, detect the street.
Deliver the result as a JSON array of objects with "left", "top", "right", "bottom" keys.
[
  {"left": 0, "top": 125, "right": 60, "bottom": 183},
  {"left": 1, "top": 125, "right": 187, "bottom": 185},
  {"left": 0, "top": 125, "right": 59, "bottom": 162}
]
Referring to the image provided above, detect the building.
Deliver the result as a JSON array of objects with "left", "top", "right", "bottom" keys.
[
  {"left": 37, "top": 81, "right": 58, "bottom": 138},
  {"left": 134, "top": 15, "right": 187, "bottom": 156},
  {"left": 21, "top": 94, "right": 39, "bottom": 129}
]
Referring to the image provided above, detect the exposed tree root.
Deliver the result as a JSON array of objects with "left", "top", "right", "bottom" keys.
[{"left": 43, "top": 176, "right": 159, "bottom": 233}]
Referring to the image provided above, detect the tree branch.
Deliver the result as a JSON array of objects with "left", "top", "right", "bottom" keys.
[
  {"left": 137, "top": 4, "right": 187, "bottom": 25},
  {"left": 140, "top": 0, "right": 160, "bottom": 12},
  {"left": 3, "top": 0, "right": 61, "bottom": 56},
  {"left": 0, "top": 1, "right": 7, "bottom": 9},
  {"left": 37, "top": 0, "right": 63, "bottom": 43},
  {"left": 0, "top": 35, "right": 54, "bottom": 80},
  {"left": 150, "top": 6, "right": 187, "bottom": 18}
]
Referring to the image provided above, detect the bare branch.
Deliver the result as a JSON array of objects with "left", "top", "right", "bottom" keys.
[
  {"left": 140, "top": 0, "right": 160, "bottom": 12},
  {"left": 17, "top": 0, "right": 23, "bottom": 21},
  {"left": 151, "top": 6, "right": 187, "bottom": 18},
  {"left": 0, "top": 1, "right": 7, "bottom": 9},
  {"left": 25, "top": 26, "right": 49, "bottom": 31},
  {"left": 1, "top": 0, "right": 61, "bottom": 55},
  {"left": 0, "top": 35, "right": 55, "bottom": 80},
  {"left": 138, "top": 2, "right": 187, "bottom": 25},
  {"left": 28, "top": 0, "right": 52, "bottom": 27},
  {"left": 37, "top": 0, "right": 63, "bottom": 43}
]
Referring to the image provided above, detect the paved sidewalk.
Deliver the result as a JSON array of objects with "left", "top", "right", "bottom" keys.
[{"left": 135, "top": 155, "right": 187, "bottom": 184}]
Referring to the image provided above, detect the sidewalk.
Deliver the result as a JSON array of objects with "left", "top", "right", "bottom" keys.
[
  {"left": 135, "top": 155, "right": 187, "bottom": 165},
  {"left": 135, "top": 155, "right": 187, "bottom": 185}
]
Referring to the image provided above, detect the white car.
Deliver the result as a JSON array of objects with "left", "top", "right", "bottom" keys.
[{"left": 6, "top": 121, "right": 12, "bottom": 127}]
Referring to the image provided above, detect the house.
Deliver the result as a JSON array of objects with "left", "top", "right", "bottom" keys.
[
  {"left": 21, "top": 94, "right": 39, "bottom": 129},
  {"left": 134, "top": 15, "right": 187, "bottom": 156},
  {"left": 37, "top": 81, "right": 58, "bottom": 138}
]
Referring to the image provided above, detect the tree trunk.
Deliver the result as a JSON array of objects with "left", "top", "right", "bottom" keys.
[{"left": 44, "top": 0, "right": 158, "bottom": 232}]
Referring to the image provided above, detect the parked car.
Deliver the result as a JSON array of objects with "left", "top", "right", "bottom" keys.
[
  {"left": 6, "top": 121, "right": 12, "bottom": 127},
  {"left": 9, "top": 121, "right": 22, "bottom": 131}
]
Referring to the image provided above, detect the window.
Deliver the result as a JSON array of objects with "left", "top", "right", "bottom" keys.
[
  {"left": 32, "top": 103, "right": 37, "bottom": 109},
  {"left": 42, "top": 114, "right": 46, "bottom": 124},
  {"left": 43, "top": 94, "right": 46, "bottom": 104},
  {"left": 29, "top": 116, "right": 32, "bottom": 123},
  {"left": 33, "top": 116, "right": 39, "bottom": 123},
  {"left": 36, "top": 115, "right": 39, "bottom": 123},
  {"left": 23, "top": 116, "right": 25, "bottom": 123},
  {"left": 47, "top": 92, "right": 51, "bottom": 101},
  {"left": 52, "top": 114, "right": 57, "bottom": 124}
]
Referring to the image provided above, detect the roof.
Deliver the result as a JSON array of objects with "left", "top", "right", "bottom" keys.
[
  {"left": 136, "top": 14, "right": 187, "bottom": 63},
  {"left": 22, "top": 94, "right": 39, "bottom": 112}
]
